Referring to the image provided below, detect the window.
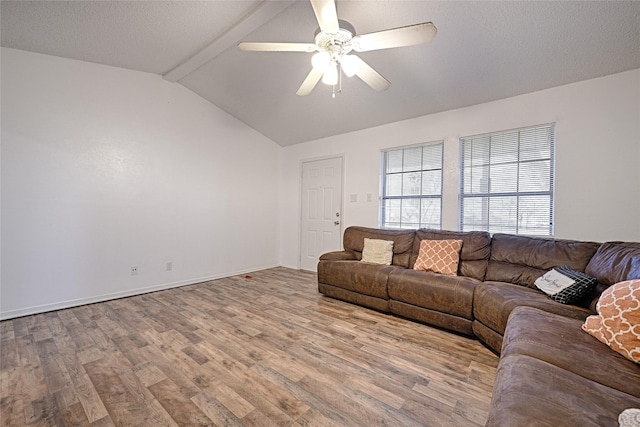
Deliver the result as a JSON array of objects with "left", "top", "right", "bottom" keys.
[
  {"left": 381, "top": 142, "right": 443, "bottom": 229},
  {"left": 459, "top": 124, "right": 555, "bottom": 236}
]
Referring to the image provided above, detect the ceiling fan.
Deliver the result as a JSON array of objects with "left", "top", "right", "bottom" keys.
[{"left": 238, "top": 0, "right": 437, "bottom": 96}]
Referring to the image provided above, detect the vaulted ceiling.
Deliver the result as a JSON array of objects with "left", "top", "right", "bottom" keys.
[{"left": 2, "top": 1, "right": 639, "bottom": 146}]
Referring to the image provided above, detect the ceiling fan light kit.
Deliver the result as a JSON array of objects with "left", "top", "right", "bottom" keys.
[
  {"left": 238, "top": 0, "right": 437, "bottom": 97},
  {"left": 311, "top": 51, "right": 330, "bottom": 70},
  {"left": 321, "top": 61, "right": 339, "bottom": 86}
]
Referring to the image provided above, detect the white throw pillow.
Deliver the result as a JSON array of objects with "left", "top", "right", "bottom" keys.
[
  {"left": 361, "top": 238, "right": 394, "bottom": 265},
  {"left": 534, "top": 269, "right": 576, "bottom": 295},
  {"left": 618, "top": 408, "right": 640, "bottom": 427}
]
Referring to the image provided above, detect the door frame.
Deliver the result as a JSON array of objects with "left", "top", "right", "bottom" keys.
[{"left": 298, "top": 154, "right": 345, "bottom": 270}]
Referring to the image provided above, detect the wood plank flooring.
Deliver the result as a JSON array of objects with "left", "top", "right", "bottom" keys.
[{"left": 0, "top": 267, "right": 498, "bottom": 426}]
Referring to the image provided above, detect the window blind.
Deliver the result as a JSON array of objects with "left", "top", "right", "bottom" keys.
[
  {"left": 459, "top": 124, "right": 555, "bottom": 236},
  {"left": 381, "top": 142, "right": 443, "bottom": 229}
]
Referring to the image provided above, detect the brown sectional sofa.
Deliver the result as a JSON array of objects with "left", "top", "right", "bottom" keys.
[
  {"left": 317, "top": 226, "right": 640, "bottom": 426},
  {"left": 388, "top": 229, "right": 491, "bottom": 336},
  {"left": 317, "top": 227, "right": 415, "bottom": 312},
  {"left": 472, "top": 233, "right": 600, "bottom": 352},
  {"left": 488, "top": 306, "right": 640, "bottom": 426}
]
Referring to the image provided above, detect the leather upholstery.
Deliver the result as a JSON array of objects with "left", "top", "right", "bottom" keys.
[
  {"left": 409, "top": 229, "right": 491, "bottom": 280},
  {"left": 585, "top": 241, "right": 640, "bottom": 285},
  {"left": 317, "top": 260, "right": 401, "bottom": 299},
  {"left": 384, "top": 229, "right": 490, "bottom": 335},
  {"left": 388, "top": 270, "right": 478, "bottom": 319},
  {"left": 471, "top": 321, "right": 504, "bottom": 355},
  {"left": 389, "top": 300, "right": 474, "bottom": 335},
  {"left": 341, "top": 226, "right": 415, "bottom": 267},
  {"left": 473, "top": 281, "right": 592, "bottom": 352},
  {"left": 319, "top": 251, "right": 357, "bottom": 261},
  {"left": 502, "top": 307, "right": 640, "bottom": 397},
  {"left": 485, "top": 233, "right": 600, "bottom": 288},
  {"left": 317, "top": 283, "right": 390, "bottom": 312},
  {"left": 579, "top": 241, "right": 640, "bottom": 311},
  {"left": 487, "top": 354, "right": 640, "bottom": 427},
  {"left": 489, "top": 308, "right": 640, "bottom": 426},
  {"left": 317, "top": 227, "right": 414, "bottom": 308}
]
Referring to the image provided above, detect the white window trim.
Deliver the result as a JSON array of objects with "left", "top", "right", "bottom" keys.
[
  {"left": 380, "top": 141, "right": 444, "bottom": 230},
  {"left": 458, "top": 123, "right": 556, "bottom": 236}
]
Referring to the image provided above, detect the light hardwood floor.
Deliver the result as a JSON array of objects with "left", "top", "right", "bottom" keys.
[{"left": 0, "top": 267, "right": 498, "bottom": 426}]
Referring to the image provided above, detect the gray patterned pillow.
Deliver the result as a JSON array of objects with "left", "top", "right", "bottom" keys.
[{"left": 534, "top": 265, "right": 597, "bottom": 304}]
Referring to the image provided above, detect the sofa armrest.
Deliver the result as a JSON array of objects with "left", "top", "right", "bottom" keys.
[{"left": 319, "top": 251, "right": 356, "bottom": 261}]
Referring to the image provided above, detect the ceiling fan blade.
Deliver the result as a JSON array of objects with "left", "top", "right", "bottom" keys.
[
  {"left": 238, "top": 42, "right": 317, "bottom": 52},
  {"left": 310, "top": 0, "right": 339, "bottom": 34},
  {"left": 297, "top": 68, "right": 324, "bottom": 96},
  {"left": 348, "top": 55, "right": 390, "bottom": 91},
  {"left": 352, "top": 22, "right": 437, "bottom": 52}
]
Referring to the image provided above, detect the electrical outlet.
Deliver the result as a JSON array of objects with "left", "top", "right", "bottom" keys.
[
  {"left": 131, "top": 266, "right": 138, "bottom": 276},
  {"left": 166, "top": 262, "right": 172, "bottom": 271}
]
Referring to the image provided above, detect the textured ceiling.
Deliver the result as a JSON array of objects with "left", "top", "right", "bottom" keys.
[{"left": 2, "top": 1, "right": 640, "bottom": 146}]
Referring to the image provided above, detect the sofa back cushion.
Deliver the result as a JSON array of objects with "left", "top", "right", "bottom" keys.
[
  {"left": 583, "top": 242, "right": 640, "bottom": 311},
  {"left": 485, "top": 234, "right": 600, "bottom": 288},
  {"left": 585, "top": 242, "right": 640, "bottom": 285},
  {"left": 410, "top": 229, "right": 491, "bottom": 280},
  {"left": 343, "top": 226, "right": 416, "bottom": 268}
]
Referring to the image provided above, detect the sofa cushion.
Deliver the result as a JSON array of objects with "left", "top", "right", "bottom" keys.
[
  {"left": 485, "top": 234, "right": 600, "bottom": 288},
  {"left": 586, "top": 242, "right": 640, "bottom": 286},
  {"left": 317, "top": 260, "right": 401, "bottom": 299},
  {"left": 342, "top": 226, "right": 415, "bottom": 267},
  {"left": 318, "top": 283, "right": 390, "bottom": 312},
  {"left": 582, "top": 279, "right": 640, "bottom": 363},
  {"left": 503, "top": 306, "right": 640, "bottom": 397},
  {"left": 579, "top": 242, "right": 640, "bottom": 312},
  {"left": 361, "top": 238, "right": 394, "bottom": 265},
  {"left": 388, "top": 269, "right": 478, "bottom": 319},
  {"left": 471, "top": 321, "right": 504, "bottom": 355},
  {"left": 473, "top": 282, "right": 592, "bottom": 338},
  {"left": 390, "top": 301, "right": 475, "bottom": 336},
  {"left": 413, "top": 239, "right": 462, "bottom": 275},
  {"left": 487, "top": 354, "right": 640, "bottom": 427},
  {"left": 534, "top": 265, "right": 597, "bottom": 304},
  {"left": 410, "top": 229, "right": 491, "bottom": 280}
]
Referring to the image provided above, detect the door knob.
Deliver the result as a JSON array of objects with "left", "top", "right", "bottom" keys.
[{"left": 334, "top": 221, "right": 340, "bottom": 226}]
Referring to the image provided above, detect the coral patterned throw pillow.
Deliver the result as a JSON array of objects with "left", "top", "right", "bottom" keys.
[
  {"left": 582, "top": 279, "right": 640, "bottom": 364},
  {"left": 413, "top": 239, "right": 463, "bottom": 276}
]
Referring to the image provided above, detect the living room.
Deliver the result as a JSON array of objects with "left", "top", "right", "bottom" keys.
[{"left": 1, "top": 1, "right": 639, "bottom": 426}]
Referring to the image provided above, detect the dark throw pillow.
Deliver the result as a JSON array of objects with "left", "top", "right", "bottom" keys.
[{"left": 534, "top": 265, "right": 598, "bottom": 304}]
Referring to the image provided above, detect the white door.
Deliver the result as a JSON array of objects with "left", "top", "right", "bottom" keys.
[{"left": 300, "top": 157, "right": 343, "bottom": 272}]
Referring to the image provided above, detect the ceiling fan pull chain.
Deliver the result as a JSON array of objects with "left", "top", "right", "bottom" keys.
[{"left": 332, "top": 62, "right": 343, "bottom": 98}]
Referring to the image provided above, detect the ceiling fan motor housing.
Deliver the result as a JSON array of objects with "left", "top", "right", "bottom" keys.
[{"left": 314, "top": 19, "right": 356, "bottom": 58}]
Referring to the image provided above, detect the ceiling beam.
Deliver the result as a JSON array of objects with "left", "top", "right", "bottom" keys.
[{"left": 163, "top": 0, "right": 295, "bottom": 82}]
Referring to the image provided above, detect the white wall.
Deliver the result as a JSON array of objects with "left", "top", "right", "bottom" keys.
[
  {"left": 280, "top": 69, "right": 640, "bottom": 269},
  {"left": 1, "top": 48, "right": 281, "bottom": 319},
  {"left": 3, "top": 48, "right": 639, "bottom": 317}
]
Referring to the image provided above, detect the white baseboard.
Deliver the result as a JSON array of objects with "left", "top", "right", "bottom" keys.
[{"left": 0, "top": 264, "right": 280, "bottom": 320}]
